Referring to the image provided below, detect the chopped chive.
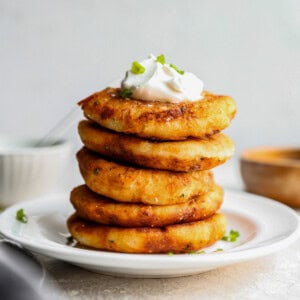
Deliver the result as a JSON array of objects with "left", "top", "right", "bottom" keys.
[
  {"left": 131, "top": 61, "right": 145, "bottom": 74},
  {"left": 93, "top": 168, "right": 101, "bottom": 175},
  {"left": 66, "top": 236, "right": 74, "bottom": 245},
  {"left": 120, "top": 88, "right": 133, "bottom": 98},
  {"left": 222, "top": 230, "right": 240, "bottom": 242},
  {"left": 188, "top": 250, "right": 206, "bottom": 255},
  {"left": 170, "top": 63, "right": 184, "bottom": 75},
  {"left": 214, "top": 248, "right": 223, "bottom": 252},
  {"left": 156, "top": 54, "right": 165, "bottom": 65},
  {"left": 16, "top": 209, "right": 28, "bottom": 224},
  {"left": 229, "top": 230, "right": 240, "bottom": 242}
]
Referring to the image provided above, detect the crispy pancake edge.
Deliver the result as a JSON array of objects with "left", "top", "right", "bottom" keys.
[
  {"left": 67, "top": 213, "right": 227, "bottom": 254},
  {"left": 78, "top": 120, "right": 235, "bottom": 172},
  {"left": 77, "top": 147, "right": 214, "bottom": 205},
  {"left": 78, "top": 88, "right": 236, "bottom": 140},
  {"left": 70, "top": 184, "right": 223, "bottom": 227}
]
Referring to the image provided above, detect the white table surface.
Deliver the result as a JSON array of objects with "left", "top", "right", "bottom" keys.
[{"left": 39, "top": 159, "right": 300, "bottom": 300}]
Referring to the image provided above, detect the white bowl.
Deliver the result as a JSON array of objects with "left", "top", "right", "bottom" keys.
[{"left": 0, "top": 136, "right": 71, "bottom": 207}]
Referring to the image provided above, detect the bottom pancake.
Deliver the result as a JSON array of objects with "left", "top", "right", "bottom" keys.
[
  {"left": 67, "top": 213, "right": 227, "bottom": 254},
  {"left": 70, "top": 184, "right": 223, "bottom": 227}
]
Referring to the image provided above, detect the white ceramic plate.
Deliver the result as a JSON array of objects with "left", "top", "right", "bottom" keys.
[{"left": 0, "top": 190, "right": 299, "bottom": 278}]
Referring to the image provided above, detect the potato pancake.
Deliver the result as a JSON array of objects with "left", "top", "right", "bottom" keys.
[
  {"left": 77, "top": 148, "right": 214, "bottom": 205},
  {"left": 70, "top": 184, "right": 223, "bottom": 227},
  {"left": 78, "top": 120, "right": 234, "bottom": 172},
  {"left": 78, "top": 88, "right": 236, "bottom": 140},
  {"left": 67, "top": 213, "right": 227, "bottom": 254}
]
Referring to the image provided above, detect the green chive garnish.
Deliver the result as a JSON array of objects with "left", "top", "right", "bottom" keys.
[
  {"left": 120, "top": 88, "right": 133, "bottom": 98},
  {"left": 156, "top": 54, "right": 165, "bottom": 65},
  {"left": 170, "top": 63, "right": 184, "bottom": 75},
  {"left": 214, "top": 248, "right": 223, "bottom": 252},
  {"left": 66, "top": 236, "right": 74, "bottom": 245},
  {"left": 222, "top": 230, "right": 240, "bottom": 242},
  {"left": 16, "top": 208, "right": 28, "bottom": 224},
  {"left": 188, "top": 250, "right": 206, "bottom": 255},
  {"left": 131, "top": 61, "right": 145, "bottom": 74},
  {"left": 93, "top": 168, "right": 101, "bottom": 175}
]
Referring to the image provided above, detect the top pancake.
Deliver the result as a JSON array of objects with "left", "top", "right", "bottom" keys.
[{"left": 78, "top": 87, "right": 236, "bottom": 140}]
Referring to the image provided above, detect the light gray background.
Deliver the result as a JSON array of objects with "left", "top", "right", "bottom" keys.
[{"left": 1, "top": 0, "right": 300, "bottom": 154}]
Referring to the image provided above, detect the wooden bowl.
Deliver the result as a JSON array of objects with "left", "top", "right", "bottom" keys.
[{"left": 240, "top": 147, "right": 300, "bottom": 207}]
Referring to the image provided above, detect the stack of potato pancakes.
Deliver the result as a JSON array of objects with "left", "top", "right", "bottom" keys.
[{"left": 67, "top": 87, "right": 236, "bottom": 254}]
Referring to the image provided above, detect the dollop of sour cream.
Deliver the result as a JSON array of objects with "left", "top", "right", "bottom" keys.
[{"left": 121, "top": 54, "right": 204, "bottom": 103}]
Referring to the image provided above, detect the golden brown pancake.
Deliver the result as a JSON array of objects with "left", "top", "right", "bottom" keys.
[
  {"left": 78, "top": 120, "right": 235, "bottom": 172},
  {"left": 78, "top": 88, "right": 236, "bottom": 140},
  {"left": 70, "top": 184, "right": 223, "bottom": 227},
  {"left": 77, "top": 148, "right": 214, "bottom": 205},
  {"left": 67, "top": 213, "right": 227, "bottom": 253}
]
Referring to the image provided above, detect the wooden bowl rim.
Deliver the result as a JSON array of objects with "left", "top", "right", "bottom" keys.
[{"left": 240, "top": 147, "right": 300, "bottom": 168}]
